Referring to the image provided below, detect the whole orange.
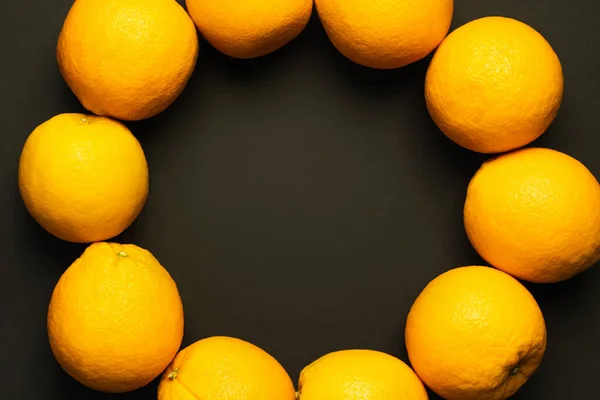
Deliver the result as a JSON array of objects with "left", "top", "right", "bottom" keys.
[
  {"left": 18, "top": 113, "right": 148, "bottom": 243},
  {"left": 47, "top": 242, "right": 184, "bottom": 393},
  {"left": 57, "top": 0, "right": 199, "bottom": 121},
  {"left": 186, "top": 0, "right": 312, "bottom": 59},
  {"left": 425, "top": 17, "right": 563, "bottom": 153},
  {"left": 158, "top": 336, "right": 296, "bottom": 400},
  {"left": 464, "top": 147, "right": 600, "bottom": 283},
  {"left": 405, "top": 266, "right": 547, "bottom": 400}
]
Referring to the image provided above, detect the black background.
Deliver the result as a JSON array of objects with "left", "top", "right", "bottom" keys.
[{"left": 1, "top": 0, "right": 599, "bottom": 399}]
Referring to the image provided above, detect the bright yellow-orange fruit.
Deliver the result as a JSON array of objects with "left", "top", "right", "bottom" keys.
[
  {"left": 48, "top": 242, "right": 184, "bottom": 393},
  {"left": 298, "top": 349, "right": 428, "bottom": 400},
  {"left": 18, "top": 113, "right": 148, "bottom": 243},
  {"left": 405, "top": 266, "right": 546, "bottom": 400},
  {"left": 158, "top": 336, "right": 296, "bottom": 400},
  {"left": 425, "top": 16, "right": 563, "bottom": 153},
  {"left": 315, "top": 0, "right": 453, "bottom": 69},
  {"left": 186, "top": 0, "right": 312, "bottom": 59},
  {"left": 57, "top": 0, "right": 199, "bottom": 121},
  {"left": 464, "top": 147, "right": 600, "bottom": 283}
]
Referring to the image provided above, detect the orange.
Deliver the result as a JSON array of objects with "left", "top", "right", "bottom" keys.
[
  {"left": 464, "top": 147, "right": 600, "bottom": 283},
  {"left": 298, "top": 349, "right": 428, "bottom": 400},
  {"left": 186, "top": 0, "right": 312, "bottom": 59},
  {"left": 57, "top": 0, "right": 199, "bottom": 121},
  {"left": 315, "top": 0, "right": 453, "bottom": 69},
  {"left": 158, "top": 336, "right": 296, "bottom": 400},
  {"left": 18, "top": 113, "right": 148, "bottom": 243},
  {"left": 47, "top": 242, "right": 184, "bottom": 393},
  {"left": 405, "top": 266, "right": 546, "bottom": 400},
  {"left": 425, "top": 16, "right": 563, "bottom": 153}
]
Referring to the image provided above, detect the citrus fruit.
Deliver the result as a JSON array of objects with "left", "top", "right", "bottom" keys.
[
  {"left": 315, "top": 0, "right": 453, "bottom": 69},
  {"left": 425, "top": 16, "right": 564, "bottom": 153},
  {"left": 18, "top": 113, "right": 148, "bottom": 243},
  {"left": 405, "top": 266, "right": 546, "bottom": 400},
  {"left": 47, "top": 242, "right": 184, "bottom": 393},
  {"left": 186, "top": 0, "right": 312, "bottom": 59},
  {"left": 158, "top": 336, "right": 296, "bottom": 400},
  {"left": 298, "top": 349, "right": 428, "bottom": 400},
  {"left": 57, "top": 0, "right": 199, "bottom": 121},
  {"left": 464, "top": 147, "right": 600, "bottom": 283}
]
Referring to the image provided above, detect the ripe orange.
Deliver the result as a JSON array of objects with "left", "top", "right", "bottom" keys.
[
  {"left": 405, "top": 266, "right": 546, "bottom": 400},
  {"left": 464, "top": 147, "right": 600, "bottom": 283},
  {"left": 158, "top": 336, "right": 296, "bottom": 400},
  {"left": 315, "top": 0, "right": 454, "bottom": 69},
  {"left": 47, "top": 242, "right": 184, "bottom": 393},
  {"left": 186, "top": 0, "right": 312, "bottom": 59},
  {"left": 18, "top": 113, "right": 148, "bottom": 243},
  {"left": 57, "top": 0, "right": 199, "bottom": 121},
  {"left": 425, "top": 16, "right": 563, "bottom": 153},
  {"left": 298, "top": 349, "right": 428, "bottom": 400}
]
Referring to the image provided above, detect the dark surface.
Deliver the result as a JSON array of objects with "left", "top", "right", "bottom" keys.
[{"left": 1, "top": 0, "right": 599, "bottom": 399}]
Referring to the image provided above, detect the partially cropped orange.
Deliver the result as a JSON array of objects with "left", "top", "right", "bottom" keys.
[
  {"left": 186, "top": 0, "right": 312, "bottom": 59},
  {"left": 425, "top": 16, "right": 563, "bottom": 153},
  {"left": 48, "top": 242, "right": 184, "bottom": 393},
  {"left": 315, "top": 0, "right": 453, "bottom": 69},
  {"left": 464, "top": 147, "right": 600, "bottom": 283},
  {"left": 405, "top": 266, "right": 547, "bottom": 400},
  {"left": 18, "top": 113, "right": 148, "bottom": 243},
  {"left": 57, "top": 0, "right": 199, "bottom": 121},
  {"left": 158, "top": 336, "right": 296, "bottom": 400},
  {"left": 298, "top": 349, "right": 428, "bottom": 400}
]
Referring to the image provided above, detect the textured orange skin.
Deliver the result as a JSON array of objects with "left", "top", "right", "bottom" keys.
[
  {"left": 158, "top": 336, "right": 296, "bottom": 400},
  {"left": 425, "top": 17, "right": 564, "bottom": 153},
  {"left": 57, "top": 0, "right": 199, "bottom": 121},
  {"left": 298, "top": 349, "right": 428, "bottom": 400},
  {"left": 405, "top": 266, "right": 546, "bottom": 400},
  {"left": 18, "top": 113, "right": 148, "bottom": 243},
  {"left": 47, "top": 242, "right": 184, "bottom": 393},
  {"left": 315, "top": 0, "right": 453, "bottom": 69},
  {"left": 186, "top": 0, "right": 312, "bottom": 59},
  {"left": 464, "top": 147, "right": 600, "bottom": 283}
]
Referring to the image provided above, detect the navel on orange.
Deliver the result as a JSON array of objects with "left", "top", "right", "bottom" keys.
[
  {"left": 405, "top": 266, "right": 546, "bottom": 400},
  {"left": 47, "top": 242, "right": 184, "bottom": 393}
]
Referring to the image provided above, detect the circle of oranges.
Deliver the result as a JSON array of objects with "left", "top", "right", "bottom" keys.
[{"left": 13, "top": 1, "right": 599, "bottom": 400}]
